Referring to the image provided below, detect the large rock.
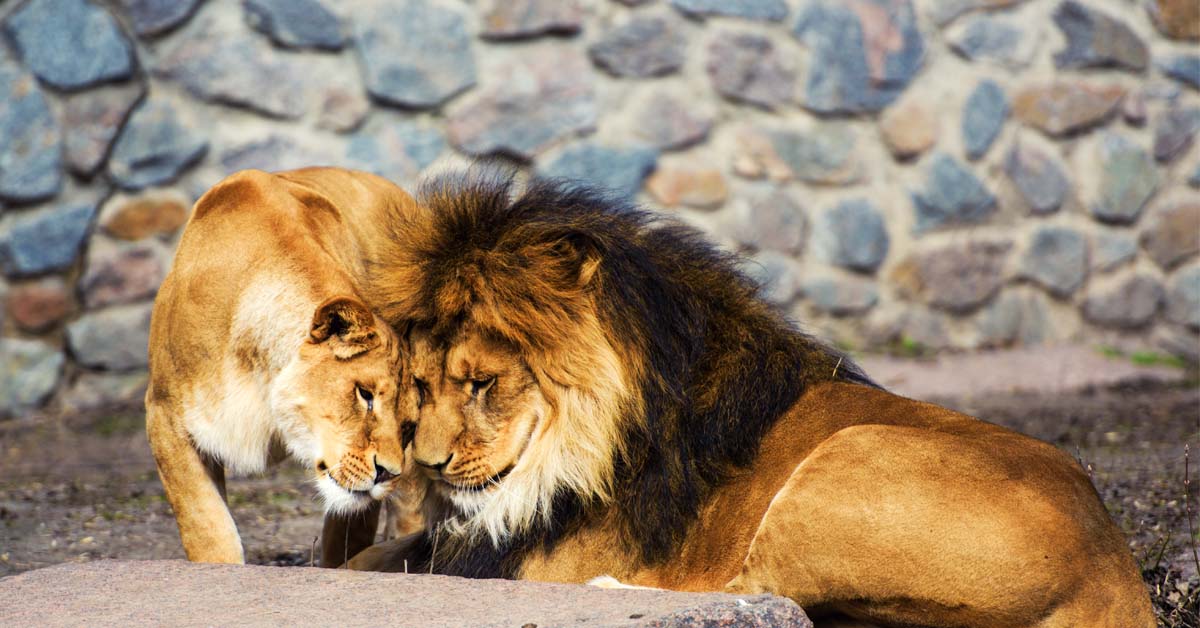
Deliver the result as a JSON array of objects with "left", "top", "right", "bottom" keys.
[
  {"left": 108, "top": 96, "right": 208, "bottom": 190},
  {"left": 947, "top": 15, "right": 1039, "bottom": 69},
  {"left": 0, "top": 202, "right": 96, "bottom": 277},
  {"left": 1052, "top": 1, "right": 1148, "bottom": 72},
  {"left": 538, "top": 143, "right": 658, "bottom": 199},
  {"left": 98, "top": 189, "right": 190, "bottom": 241},
  {"left": 910, "top": 153, "right": 996, "bottom": 233},
  {"left": 79, "top": 236, "right": 170, "bottom": 308},
  {"left": 1166, "top": 264, "right": 1200, "bottom": 330},
  {"left": 3, "top": 0, "right": 134, "bottom": 90},
  {"left": 0, "top": 561, "right": 811, "bottom": 627},
  {"left": 448, "top": 46, "right": 595, "bottom": 159},
  {"left": 1152, "top": 106, "right": 1200, "bottom": 163},
  {"left": 1012, "top": 82, "right": 1125, "bottom": 137},
  {"left": 706, "top": 31, "right": 797, "bottom": 110},
  {"left": 1004, "top": 140, "right": 1070, "bottom": 215},
  {"left": 117, "top": 0, "right": 203, "bottom": 37},
  {"left": 1084, "top": 132, "right": 1159, "bottom": 225},
  {"left": 0, "top": 52, "right": 62, "bottom": 203},
  {"left": 244, "top": 0, "right": 345, "bottom": 50},
  {"left": 66, "top": 302, "right": 155, "bottom": 370},
  {"left": 480, "top": 0, "right": 582, "bottom": 39},
  {"left": 1019, "top": 226, "right": 1088, "bottom": 297},
  {"left": 671, "top": 0, "right": 788, "bottom": 21},
  {"left": 746, "top": 250, "right": 804, "bottom": 305},
  {"left": 962, "top": 80, "right": 1008, "bottom": 161},
  {"left": 345, "top": 120, "right": 446, "bottom": 186},
  {"left": 646, "top": 165, "right": 728, "bottom": 209},
  {"left": 0, "top": 338, "right": 63, "bottom": 418},
  {"left": 813, "top": 199, "right": 889, "bottom": 274},
  {"left": 792, "top": 0, "right": 924, "bottom": 114},
  {"left": 1139, "top": 200, "right": 1200, "bottom": 270},
  {"left": 629, "top": 90, "right": 714, "bottom": 150},
  {"left": 1082, "top": 274, "right": 1163, "bottom": 329},
  {"left": 723, "top": 187, "right": 808, "bottom": 254},
  {"left": 589, "top": 15, "right": 686, "bottom": 78},
  {"left": 1159, "top": 55, "right": 1200, "bottom": 90},
  {"left": 880, "top": 99, "right": 938, "bottom": 159},
  {"left": 351, "top": 0, "right": 476, "bottom": 108},
  {"left": 732, "top": 124, "right": 861, "bottom": 185},
  {"left": 802, "top": 276, "right": 879, "bottom": 316},
  {"left": 892, "top": 240, "right": 1011, "bottom": 312},
  {"left": 1146, "top": 0, "right": 1200, "bottom": 41},
  {"left": 6, "top": 277, "right": 70, "bottom": 332},
  {"left": 61, "top": 81, "right": 146, "bottom": 176}
]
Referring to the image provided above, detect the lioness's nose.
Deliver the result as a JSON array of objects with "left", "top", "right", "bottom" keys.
[
  {"left": 413, "top": 454, "right": 452, "bottom": 473},
  {"left": 374, "top": 462, "right": 397, "bottom": 483}
]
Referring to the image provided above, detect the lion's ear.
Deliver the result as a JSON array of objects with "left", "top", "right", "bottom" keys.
[
  {"left": 310, "top": 296, "right": 380, "bottom": 359},
  {"left": 550, "top": 232, "right": 602, "bottom": 288}
]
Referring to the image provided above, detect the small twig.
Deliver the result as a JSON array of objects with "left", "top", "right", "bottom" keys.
[
  {"left": 310, "top": 536, "right": 317, "bottom": 568},
  {"left": 429, "top": 523, "right": 441, "bottom": 575},
  {"left": 832, "top": 356, "right": 843, "bottom": 378},
  {"left": 344, "top": 520, "right": 351, "bottom": 567},
  {"left": 1184, "top": 444, "right": 1200, "bottom": 578},
  {"left": 404, "top": 559, "right": 408, "bottom": 574}
]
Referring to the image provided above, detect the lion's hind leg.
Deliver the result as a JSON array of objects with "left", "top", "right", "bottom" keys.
[{"left": 725, "top": 423, "right": 1152, "bottom": 628}]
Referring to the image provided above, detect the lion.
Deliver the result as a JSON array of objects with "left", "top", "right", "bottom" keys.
[
  {"left": 146, "top": 167, "right": 419, "bottom": 566},
  {"left": 349, "top": 172, "right": 1154, "bottom": 627}
]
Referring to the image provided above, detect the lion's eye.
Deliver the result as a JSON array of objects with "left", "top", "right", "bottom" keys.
[
  {"left": 356, "top": 385, "right": 374, "bottom": 412},
  {"left": 470, "top": 376, "right": 496, "bottom": 396}
]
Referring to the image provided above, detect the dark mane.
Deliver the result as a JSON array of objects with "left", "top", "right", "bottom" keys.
[{"left": 369, "top": 170, "right": 876, "bottom": 576}]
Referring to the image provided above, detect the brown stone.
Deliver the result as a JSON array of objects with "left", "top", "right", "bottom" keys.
[
  {"left": 646, "top": 166, "right": 728, "bottom": 209},
  {"left": 6, "top": 277, "right": 71, "bottom": 333},
  {"left": 1140, "top": 200, "right": 1200, "bottom": 270},
  {"left": 880, "top": 99, "right": 938, "bottom": 158},
  {"left": 892, "top": 241, "right": 1012, "bottom": 313},
  {"left": 732, "top": 127, "right": 792, "bottom": 181},
  {"left": 98, "top": 190, "right": 190, "bottom": 240},
  {"left": 1013, "top": 83, "right": 1125, "bottom": 137},
  {"left": 1146, "top": 0, "right": 1200, "bottom": 41},
  {"left": 79, "top": 237, "right": 170, "bottom": 308},
  {"left": 480, "top": 0, "right": 582, "bottom": 39}
]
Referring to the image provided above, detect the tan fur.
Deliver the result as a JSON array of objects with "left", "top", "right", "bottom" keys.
[{"left": 147, "top": 168, "right": 417, "bottom": 565}]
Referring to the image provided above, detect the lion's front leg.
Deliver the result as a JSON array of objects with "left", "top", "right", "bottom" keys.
[
  {"left": 320, "top": 500, "right": 382, "bottom": 568},
  {"left": 146, "top": 401, "right": 244, "bottom": 564},
  {"left": 344, "top": 530, "right": 427, "bottom": 572}
]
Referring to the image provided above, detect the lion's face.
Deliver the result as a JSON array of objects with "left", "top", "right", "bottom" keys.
[
  {"left": 276, "top": 297, "right": 408, "bottom": 515},
  {"left": 406, "top": 326, "right": 548, "bottom": 518}
]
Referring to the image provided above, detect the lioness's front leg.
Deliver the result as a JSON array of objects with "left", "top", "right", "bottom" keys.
[
  {"left": 320, "top": 501, "right": 381, "bottom": 568},
  {"left": 146, "top": 402, "right": 244, "bottom": 563}
]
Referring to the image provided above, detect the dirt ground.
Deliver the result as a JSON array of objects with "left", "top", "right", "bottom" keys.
[{"left": 2, "top": 380, "right": 1198, "bottom": 621}]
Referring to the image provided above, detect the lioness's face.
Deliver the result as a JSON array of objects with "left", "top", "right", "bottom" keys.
[
  {"left": 283, "top": 297, "right": 408, "bottom": 514},
  {"left": 405, "top": 326, "right": 547, "bottom": 513}
]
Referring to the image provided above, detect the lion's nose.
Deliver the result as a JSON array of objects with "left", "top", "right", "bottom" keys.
[
  {"left": 374, "top": 462, "right": 397, "bottom": 483},
  {"left": 413, "top": 454, "right": 452, "bottom": 473}
]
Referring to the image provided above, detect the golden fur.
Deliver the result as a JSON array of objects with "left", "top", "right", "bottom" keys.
[
  {"left": 146, "top": 168, "right": 417, "bottom": 565},
  {"left": 351, "top": 174, "right": 1153, "bottom": 627}
]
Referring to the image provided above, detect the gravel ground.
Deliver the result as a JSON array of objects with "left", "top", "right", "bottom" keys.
[{"left": 2, "top": 374, "right": 1197, "bottom": 621}]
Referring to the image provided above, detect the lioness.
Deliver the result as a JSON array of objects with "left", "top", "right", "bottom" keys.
[
  {"left": 146, "top": 168, "right": 417, "bottom": 565},
  {"left": 352, "top": 174, "right": 1153, "bottom": 627}
]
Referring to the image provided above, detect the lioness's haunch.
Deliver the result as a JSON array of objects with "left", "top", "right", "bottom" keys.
[
  {"left": 352, "top": 173, "right": 1154, "bottom": 628},
  {"left": 146, "top": 168, "right": 415, "bottom": 565}
]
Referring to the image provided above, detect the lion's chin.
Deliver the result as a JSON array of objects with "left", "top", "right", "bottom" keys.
[{"left": 315, "top": 474, "right": 377, "bottom": 515}]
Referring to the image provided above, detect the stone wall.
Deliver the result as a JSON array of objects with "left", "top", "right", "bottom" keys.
[{"left": 0, "top": 0, "right": 1197, "bottom": 417}]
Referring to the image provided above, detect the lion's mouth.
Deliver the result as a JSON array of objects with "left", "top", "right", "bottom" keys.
[{"left": 445, "top": 464, "right": 515, "bottom": 493}]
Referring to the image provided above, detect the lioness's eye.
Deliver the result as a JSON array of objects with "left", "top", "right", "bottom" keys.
[
  {"left": 356, "top": 385, "right": 374, "bottom": 412},
  {"left": 470, "top": 376, "right": 496, "bottom": 396}
]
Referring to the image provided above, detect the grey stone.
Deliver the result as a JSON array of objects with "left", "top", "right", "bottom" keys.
[
  {"left": 725, "top": 188, "right": 807, "bottom": 255},
  {"left": 746, "top": 250, "right": 803, "bottom": 305},
  {"left": 0, "top": 52, "right": 62, "bottom": 203},
  {"left": 3, "top": 0, "right": 134, "bottom": 91},
  {"left": 1020, "top": 227, "right": 1088, "bottom": 297},
  {"left": 671, "top": 0, "right": 787, "bottom": 21},
  {"left": 1087, "top": 133, "right": 1159, "bottom": 225},
  {"left": 1159, "top": 54, "right": 1200, "bottom": 90},
  {"left": 963, "top": 79, "right": 1008, "bottom": 161},
  {"left": 767, "top": 124, "right": 861, "bottom": 185},
  {"left": 896, "top": 241, "right": 1011, "bottom": 313},
  {"left": 245, "top": 0, "right": 345, "bottom": 50},
  {"left": 0, "top": 338, "right": 64, "bottom": 418},
  {"left": 1192, "top": 164, "right": 1200, "bottom": 188},
  {"left": 803, "top": 276, "right": 879, "bottom": 316},
  {"left": 814, "top": 199, "right": 889, "bottom": 274},
  {"left": 929, "top": 0, "right": 1028, "bottom": 26},
  {"left": 1092, "top": 232, "right": 1138, "bottom": 272},
  {"left": 480, "top": 0, "right": 582, "bottom": 39},
  {"left": 1139, "top": 200, "right": 1200, "bottom": 270},
  {"left": 0, "top": 202, "right": 96, "bottom": 277},
  {"left": 1052, "top": 1, "right": 1148, "bottom": 72},
  {"left": 1153, "top": 106, "right": 1200, "bottom": 163},
  {"left": 911, "top": 153, "right": 996, "bottom": 233},
  {"left": 1004, "top": 141, "right": 1070, "bottom": 215},
  {"left": 1166, "top": 264, "right": 1200, "bottom": 330},
  {"left": 352, "top": 0, "right": 476, "bottom": 108},
  {"left": 792, "top": 0, "right": 924, "bottom": 114},
  {"left": 630, "top": 91, "right": 714, "bottom": 150},
  {"left": 109, "top": 97, "right": 207, "bottom": 190},
  {"left": 345, "top": 121, "right": 446, "bottom": 186},
  {"left": 219, "top": 134, "right": 332, "bottom": 174},
  {"left": 900, "top": 308, "right": 950, "bottom": 351},
  {"left": 589, "top": 15, "right": 686, "bottom": 78},
  {"left": 706, "top": 31, "right": 797, "bottom": 110},
  {"left": 61, "top": 370, "right": 150, "bottom": 412},
  {"left": 1155, "top": 326, "right": 1200, "bottom": 365},
  {"left": 948, "top": 15, "right": 1038, "bottom": 69},
  {"left": 1082, "top": 274, "right": 1163, "bottom": 329},
  {"left": 1012, "top": 82, "right": 1125, "bottom": 137},
  {"left": 66, "top": 302, "right": 154, "bottom": 370},
  {"left": 117, "top": 0, "right": 203, "bottom": 37},
  {"left": 976, "top": 291, "right": 1051, "bottom": 347},
  {"left": 79, "top": 237, "right": 169, "bottom": 308},
  {"left": 537, "top": 143, "right": 658, "bottom": 199},
  {"left": 0, "top": 561, "right": 812, "bottom": 628},
  {"left": 448, "top": 46, "right": 595, "bottom": 159},
  {"left": 62, "top": 81, "right": 146, "bottom": 176}
]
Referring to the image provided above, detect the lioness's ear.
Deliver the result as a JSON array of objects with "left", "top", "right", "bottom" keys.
[
  {"left": 310, "top": 296, "right": 379, "bottom": 359},
  {"left": 550, "top": 232, "right": 602, "bottom": 288}
]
